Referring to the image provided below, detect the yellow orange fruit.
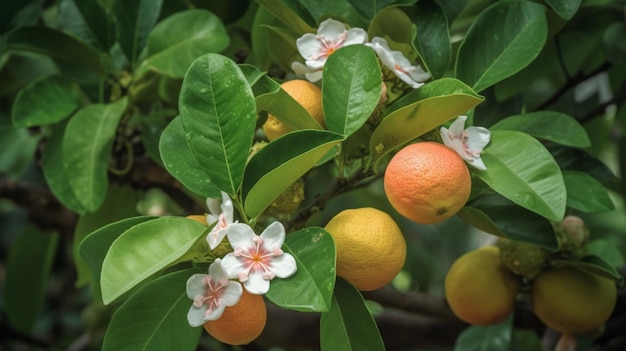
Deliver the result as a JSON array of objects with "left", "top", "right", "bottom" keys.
[
  {"left": 203, "top": 289, "right": 267, "bottom": 345},
  {"left": 324, "top": 207, "right": 406, "bottom": 291},
  {"left": 384, "top": 142, "right": 471, "bottom": 224},
  {"left": 445, "top": 246, "right": 522, "bottom": 325},
  {"left": 186, "top": 215, "right": 207, "bottom": 225},
  {"left": 262, "top": 79, "right": 324, "bottom": 141},
  {"left": 531, "top": 266, "right": 617, "bottom": 334}
]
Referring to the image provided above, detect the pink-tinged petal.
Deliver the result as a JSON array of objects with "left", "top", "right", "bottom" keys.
[
  {"left": 343, "top": 27, "right": 368, "bottom": 45},
  {"left": 296, "top": 33, "right": 323, "bottom": 60},
  {"left": 226, "top": 223, "right": 257, "bottom": 250},
  {"left": 444, "top": 138, "right": 469, "bottom": 161},
  {"left": 465, "top": 126, "right": 491, "bottom": 151},
  {"left": 208, "top": 258, "right": 228, "bottom": 280},
  {"left": 317, "top": 18, "right": 348, "bottom": 39},
  {"left": 259, "top": 221, "right": 286, "bottom": 249},
  {"left": 202, "top": 303, "right": 227, "bottom": 321},
  {"left": 220, "top": 192, "right": 234, "bottom": 223},
  {"left": 206, "top": 197, "right": 221, "bottom": 217},
  {"left": 207, "top": 227, "right": 227, "bottom": 250},
  {"left": 221, "top": 252, "right": 246, "bottom": 279},
  {"left": 292, "top": 61, "right": 313, "bottom": 76},
  {"left": 222, "top": 281, "right": 243, "bottom": 306},
  {"left": 448, "top": 115, "right": 467, "bottom": 136},
  {"left": 205, "top": 213, "right": 218, "bottom": 226},
  {"left": 467, "top": 157, "right": 487, "bottom": 171},
  {"left": 186, "top": 274, "right": 208, "bottom": 299},
  {"left": 243, "top": 271, "right": 271, "bottom": 295},
  {"left": 187, "top": 304, "right": 208, "bottom": 327},
  {"left": 269, "top": 253, "right": 297, "bottom": 278},
  {"left": 439, "top": 125, "right": 454, "bottom": 146}
]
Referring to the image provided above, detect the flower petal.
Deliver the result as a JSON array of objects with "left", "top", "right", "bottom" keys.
[
  {"left": 448, "top": 115, "right": 467, "bottom": 136},
  {"left": 305, "top": 70, "right": 323, "bottom": 82},
  {"left": 226, "top": 223, "right": 257, "bottom": 250},
  {"left": 221, "top": 252, "right": 246, "bottom": 280},
  {"left": 187, "top": 304, "right": 208, "bottom": 327},
  {"left": 259, "top": 221, "right": 286, "bottom": 249},
  {"left": 202, "top": 303, "right": 227, "bottom": 322},
  {"left": 269, "top": 253, "right": 297, "bottom": 278},
  {"left": 243, "top": 271, "right": 271, "bottom": 295},
  {"left": 465, "top": 126, "right": 491, "bottom": 151},
  {"left": 207, "top": 227, "right": 227, "bottom": 250},
  {"left": 208, "top": 259, "right": 228, "bottom": 280},
  {"left": 317, "top": 18, "right": 348, "bottom": 39},
  {"left": 343, "top": 27, "right": 368, "bottom": 46},
  {"left": 296, "top": 33, "right": 323, "bottom": 61},
  {"left": 222, "top": 281, "right": 243, "bottom": 307},
  {"left": 186, "top": 274, "right": 208, "bottom": 299},
  {"left": 220, "top": 192, "right": 234, "bottom": 223},
  {"left": 467, "top": 156, "right": 487, "bottom": 171}
]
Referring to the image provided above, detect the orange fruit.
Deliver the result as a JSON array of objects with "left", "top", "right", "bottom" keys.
[
  {"left": 262, "top": 79, "right": 324, "bottom": 141},
  {"left": 324, "top": 207, "right": 406, "bottom": 291},
  {"left": 203, "top": 289, "right": 267, "bottom": 345},
  {"left": 384, "top": 141, "right": 471, "bottom": 224},
  {"left": 186, "top": 215, "right": 207, "bottom": 225},
  {"left": 445, "top": 246, "right": 522, "bottom": 325},
  {"left": 531, "top": 266, "right": 617, "bottom": 334}
]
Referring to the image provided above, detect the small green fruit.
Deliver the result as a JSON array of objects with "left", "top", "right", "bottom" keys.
[{"left": 498, "top": 238, "right": 549, "bottom": 279}]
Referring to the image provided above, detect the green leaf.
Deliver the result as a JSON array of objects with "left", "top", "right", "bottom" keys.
[
  {"left": 159, "top": 116, "right": 221, "bottom": 198},
  {"left": 11, "top": 74, "right": 82, "bottom": 128},
  {"left": 254, "top": 75, "right": 324, "bottom": 131},
  {"left": 587, "top": 239, "right": 624, "bottom": 268},
  {"left": 544, "top": 0, "right": 581, "bottom": 20},
  {"left": 111, "top": 0, "right": 163, "bottom": 63},
  {"left": 458, "top": 192, "right": 559, "bottom": 250},
  {"left": 266, "top": 227, "right": 336, "bottom": 312},
  {"left": 323, "top": 44, "right": 382, "bottom": 137},
  {"left": 102, "top": 269, "right": 203, "bottom": 351},
  {"left": 0, "top": 121, "right": 39, "bottom": 178},
  {"left": 63, "top": 98, "right": 128, "bottom": 212},
  {"left": 243, "top": 130, "right": 343, "bottom": 217},
  {"left": 604, "top": 23, "right": 626, "bottom": 64},
  {"left": 141, "top": 9, "right": 230, "bottom": 78},
  {"left": 255, "top": 0, "right": 316, "bottom": 34},
  {"left": 5, "top": 26, "right": 105, "bottom": 73},
  {"left": 477, "top": 130, "right": 566, "bottom": 221},
  {"left": 491, "top": 111, "right": 591, "bottom": 148},
  {"left": 73, "top": 184, "right": 140, "bottom": 287},
  {"left": 79, "top": 216, "right": 158, "bottom": 294},
  {"left": 100, "top": 216, "right": 208, "bottom": 304},
  {"left": 58, "top": 0, "right": 114, "bottom": 51},
  {"left": 454, "top": 313, "right": 514, "bottom": 351},
  {"left": 368, "top": 7, "right": 415, "bottom": 55},
  {"left": 42, "top": 123, "right": 86, "bottom": 214},
  {"left": 410, "top": 1, "right": 451, "bottom": 79},
  {"left": 369, "top": 78, "right": 483, "bottom": 161},
  {"left": 320, "top": 278, "right": 385, "bottom": 351},
  {"left": 180, "top": 54, "right": 256, "bottom": 196},
  {"left": 455, "top": 0, "right": 547, "bottom": 93},
  {"left": 563, "top": 171, "right": 614, "bottom": 213},
  {"left": 348, "top": 0, "right": 416, "bottom": 20},
  {"left": 550, "top": 145, "right": 618, "bottom": 184},
  {"left": 3, "top": 225, "right": 58, "bottom": 334},
  {"left": 553, "top": 255, "right": 624, "bottom": 285}
]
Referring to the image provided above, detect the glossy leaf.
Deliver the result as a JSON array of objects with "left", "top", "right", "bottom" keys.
[
  {"left": 100, "top": 216, "right": 208, "bottom": 304},
  {"left": 159, "top": 116, "right": 221, "bottom": 198},
  {"left": 63, "top": 97, "right": 128, "bottom": 212},
  {"left": 454, "top": 313, "right": 514, "bottom": 351},
  {"left": 42, "top": 123, "right": 86, "bottom": 214},
  {"left": 79, "top": 216, "right": 158, "bottom": 292},
  {"left": 477, "top": 130, "right": 566, "bottom": 221},
  {"left": 5, "top": 26, "right": 105, "bottom": 73},
  {"left": 458, "top": 192, "right": 559, "bottom": 250},
  {"left": 266, "top": 227, "right": 336, "bottom": 312},
  {"left": 545, "top": 0, "right": 581, "bottom": 20},
  {"left": 179, "top": 54, "right": 256, "bottom": 196},
  {"left": 604, "top": 23, "right": 626, "bottom": 64},
  {"left": 323, "top": 45, "right": 382, "bottom": 137},
  {"left": 455, "top": 0, "right": 547, "bottom": 93},
  {"left": 368, "top": 7, "right": 415, "bottom": 57},
  {"left": 102, "top": 269, "right": 203, "bottom": 351},
  {"left": 58, "top": 0, "right": 114, "bottom": 51},
  {"left": 491, "top": 111, "right": 590, "bottom": 148},
  {"left": 255, "top": 0, "right": 315, "bottom": 34},
  {"left": 369, "top": 78, "right": 483, "bottom": 161},
  {"left": 563, "top": 171, "right": 614, "bottom": 212},
  {"left": 243, "top": 130, "right": 343, "bottom": 217},
  {"left": 141, "top": 9, "right": 230, "bottom": 78},
  {"left": 73, "top": 185, "right": 140, "bottom": 287},
  {"left": 11, "top": 74, "right": 81, "bottom": 128},
  {"left": 587, "top": 240, "right": 624, "bottom": 268},
  {"left": 0, "top": 121, "right": 39, "bottom": 178},
  {"left": 111, "top": 0, "right": 162, "bottom": 63},
  {"left": 348, "top": 0, "right": 416, "bottom": 20},
  {"left": 553, "top": 255, "right": 624, "bottom": 285},
  {"left": 3, "top": 225, "right": 58, "bottom": 334},
  {"left": 320, "top": 278, "right": 385, "bottom": 351},
  {"left": 550, "top": 145, "right": 618, "bottom": 184},
  {"left": 411, "top": 1, "right": 451, "bottom": 79}
]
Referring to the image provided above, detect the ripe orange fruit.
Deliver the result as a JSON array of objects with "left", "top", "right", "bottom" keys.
[
  {"left": 324, "top": 207, "right": 406, "bottom": 291},
  {"left": 203, "top": 289, "right": 267, "bottom": 345},
  {"left": 531, "top": 266, "right": 617, "bottom": 334},
  {"left": 445, "top": 246, "right": 522, "bottom": 325},
  {"left": 262, "top": 79, "right": 324, "bottom": 141},
  {"left": 384, "top": 141, "right": 471, "bottom": 224},
  {"left": 186, "top": 215, "right": 207, "bottom": 225}
]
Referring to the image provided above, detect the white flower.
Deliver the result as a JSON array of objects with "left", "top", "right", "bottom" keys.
[
  {"left": 292, "top": 18, "right": 368, "bottom": 82},
  {"left": 186, "top": 258, "right": 243, "bottom": 326},
  {"left": 366, "top": 37, "right": 430, "bottom": 89},
  {"left": 221, "top": 222, "right": 297, "bottom": 295},
  {"left": 205, "top": 191, "right": 236, "bottom": 250},
  {"left": 440, "top": 116, "right": 491, "bottom": 170}
]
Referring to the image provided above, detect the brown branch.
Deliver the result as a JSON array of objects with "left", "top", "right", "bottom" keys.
[{"left": 362, "top": 286, "right": 458, "bottom": 321}]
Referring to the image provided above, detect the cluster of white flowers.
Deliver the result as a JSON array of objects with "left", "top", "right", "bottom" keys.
[
  {"left": 186, "top": 192, "right": 297, "bottom": 327},
  {"left": 291, "top": 18, "right": 430, "bottom": 89}
]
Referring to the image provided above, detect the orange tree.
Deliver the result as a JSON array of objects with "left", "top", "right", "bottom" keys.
[{"left": 1, "top": 0, "right": 625, "bottom": 350}]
